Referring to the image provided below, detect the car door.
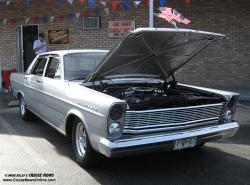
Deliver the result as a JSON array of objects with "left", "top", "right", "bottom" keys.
[
  {"left": 40, "top": 56, "right": 65, "bottom": 128},
  {"left": 25, "top": 56, "right": 48, "bottom": 114}
]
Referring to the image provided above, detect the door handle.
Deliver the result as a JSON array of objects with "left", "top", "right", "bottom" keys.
[{"left": 35, "top": 80, "right": 42, "bottom": 83}]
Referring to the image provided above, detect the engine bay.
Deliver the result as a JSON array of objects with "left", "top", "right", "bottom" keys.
[{"left": 102, "top": 85, "right": 224, "bottom": 110}]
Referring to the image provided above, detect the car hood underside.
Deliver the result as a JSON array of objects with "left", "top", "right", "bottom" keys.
[{"left": 86, "top": 28, "right": 225, "bottom": 82}]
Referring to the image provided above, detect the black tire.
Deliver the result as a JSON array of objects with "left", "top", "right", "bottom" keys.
[
  {"left": 72, "top": 119, "right": 98, "bottom": 168},
  {"left": 19, "top": 95, "right": 32, "bottom": 121}
]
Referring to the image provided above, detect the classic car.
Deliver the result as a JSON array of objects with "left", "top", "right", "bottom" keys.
[{"left": 10, "top": 28, "right": 239, "bottom": 167}]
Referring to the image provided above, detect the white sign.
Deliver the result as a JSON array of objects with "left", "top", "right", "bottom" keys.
[{"left": 108, "top": 21, "right": 135, "bottom": 37}]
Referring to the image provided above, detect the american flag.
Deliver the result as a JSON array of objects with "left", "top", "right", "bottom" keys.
[{"left": 156, "top": 7, "right": 191, "bottom": 25}]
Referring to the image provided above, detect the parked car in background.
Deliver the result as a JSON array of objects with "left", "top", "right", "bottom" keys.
[{"left": 10, "top": 28, "right": 239, "bottom": 167}]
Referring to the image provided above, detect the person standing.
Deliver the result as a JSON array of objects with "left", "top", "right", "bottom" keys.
[{"left": 33, "top": 33, "right": 48, "bottom": 55}]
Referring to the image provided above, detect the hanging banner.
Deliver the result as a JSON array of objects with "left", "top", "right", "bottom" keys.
[{"left": 108, "top": 20, "right": 135, "bottom": 37}]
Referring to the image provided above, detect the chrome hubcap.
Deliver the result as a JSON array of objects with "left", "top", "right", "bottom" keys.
[
  {"left": 20, "top": 98, "right": 26, "bottom": 115},
  {"left": 76, "top": 122, "right": 87, "bottom": 157}
]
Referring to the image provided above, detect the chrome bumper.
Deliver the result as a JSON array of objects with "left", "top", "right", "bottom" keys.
[{"left": 98, "top": 122, "right": 239, "bottom": 157}]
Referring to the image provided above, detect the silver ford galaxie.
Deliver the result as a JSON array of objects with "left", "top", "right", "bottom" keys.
[{"left": 11, "top": 28, "right": 239, "bottom": 167}]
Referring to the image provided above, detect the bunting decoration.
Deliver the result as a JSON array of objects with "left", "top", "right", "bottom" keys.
[
  {"left": 159, "top": 0, "right": 167, "bottom": 7},
  {"left": 24, "top": 0, "right": 32, "bottom": 5},
  {"left": 184, "top": 0, "right": 191, "bottom": 5},
  {"left": 3, "top": 19, "right": 8, "bottom": 24},
  {"left": 67, "top": 0, "right": 74, "bottom": 5},
  {"left": 75, "top": 12, "right": 81, "bottom": 19},
  {"left": 15, "top": 0, "right": 21, "bottom": 5},
  {"left": 50, "top": 16, "right": 55, "bottom": 23},
  {"left": 32, "top": 16, "right": 39, "bottom": 24},
  {"left": 111, "top": 1, "right": 119, "bottom": 10},
  {"left": 95, "top": 9, "right": 100, "bottom": 16},
  {"left": 56, "top": 0, "right": 64, "bottom": 5},
  {"left": 133, "top": 0, "right": 141, "bottom": 8},
  {"left": 0, "top": 0, "right": 192, "bottom": 26},
  {"left": 25, "top": 18, "right": 31, "bottom": 24},
  {"left": 87, "top": 0, "right": 95, "bottom": 8},
  {"left": 122, "top": 0, "right": 130, "bottom": 10},
  {"left": 104, "top": 7, "right": 109, "bottom": 15},
  {"left": 42, "top": 16, "right": 49, "bottom": 23},
  {"left": 100, "top": 0, "right": 106, "bottom": 6},
  {"left": 66, "top": 12, "right": 74, "bottom": 21},
  {"left": 57, "top": 15, "right": 65, "bottom": 21},
  {"left": 78, "top": 0, "right": 85, "bottom": 5}
]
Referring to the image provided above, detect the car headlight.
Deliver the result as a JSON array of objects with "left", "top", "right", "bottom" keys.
[
  {"left": 110, "top": 104, "right": 124, "bottom": 120},
  {"left": 108, "top": 122, "right": 122, "bottom": 136},
  {"left": 107, "top": 103, "right": 126, "bottom": 139},
  {"left": 223, "top": 95, "right": 239, "bottom": 122}
]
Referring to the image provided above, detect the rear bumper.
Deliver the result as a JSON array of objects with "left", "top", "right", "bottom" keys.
[{"left": 98, "top": 122, "right": 239, "bottom": 157}]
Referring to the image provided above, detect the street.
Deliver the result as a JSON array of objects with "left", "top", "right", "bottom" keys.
[{"left": 0, "top": 100, "right": 249, "bottom": 185}]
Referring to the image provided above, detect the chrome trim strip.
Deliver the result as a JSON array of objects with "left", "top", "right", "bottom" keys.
[
  {"left": 123, "top": 119, "right": 219, "bottom": 134},
  {"left": 124, "top": 117, "right": 219, "bottom": 129},
  {"left": 126, "top": 103, "right": 223, "bottom": 113}
]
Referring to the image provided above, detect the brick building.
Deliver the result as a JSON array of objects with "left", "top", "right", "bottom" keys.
[{"left": 0, "top": 0, "right": 249, "bottom": 90}]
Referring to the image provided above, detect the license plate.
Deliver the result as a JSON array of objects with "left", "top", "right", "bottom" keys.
[{"left": 174, "top": 137, "right": 197, "bottom": 150}]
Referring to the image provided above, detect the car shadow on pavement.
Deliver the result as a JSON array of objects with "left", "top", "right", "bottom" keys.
[
  {"left": 0, "top": 106, "right": 250, "bottom": 185},
  {"left": 85, "top": 147, "right": 250, "bottom": 185}
]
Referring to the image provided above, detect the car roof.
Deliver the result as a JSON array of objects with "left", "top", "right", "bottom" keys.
[{"left": 39, "top": 49, "right": 109, "bottom": 57}]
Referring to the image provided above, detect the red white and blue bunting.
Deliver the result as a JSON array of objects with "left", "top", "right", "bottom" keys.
[{"left": 0, "top": 0, "right": 192, "bottom": 25}]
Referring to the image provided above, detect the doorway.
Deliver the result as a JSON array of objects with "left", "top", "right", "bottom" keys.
[{"left": 16, "top": 25, "right": 38, "bottom": 72}]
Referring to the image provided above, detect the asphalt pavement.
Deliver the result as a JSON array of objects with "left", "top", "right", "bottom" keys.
[{"left": 0, "top": 98, "right": 249, "bottom": 185}]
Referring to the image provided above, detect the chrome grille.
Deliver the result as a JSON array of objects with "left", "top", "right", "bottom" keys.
[{"left": 123, "top": 103, "right": 223, "bottom": 134}]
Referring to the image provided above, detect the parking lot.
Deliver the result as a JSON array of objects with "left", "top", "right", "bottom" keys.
[{"left": 0, "top": 96, "right": 249, "bottom": 185}]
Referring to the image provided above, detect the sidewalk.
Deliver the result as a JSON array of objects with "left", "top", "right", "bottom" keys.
[{"left": 0, "top": 93, "right": 16, "bottom": 109}]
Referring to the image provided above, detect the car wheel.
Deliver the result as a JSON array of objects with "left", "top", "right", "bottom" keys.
[
  {"left": 19, "top": 95, "right": 32, "bottom": 121},
  {"left": 72, "top": 119, "right": 98, "bottom": 168}
]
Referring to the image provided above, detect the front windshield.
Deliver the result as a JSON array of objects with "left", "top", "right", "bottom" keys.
[{"left": 64, "top": 52, "right": 107, "bottom": 80}]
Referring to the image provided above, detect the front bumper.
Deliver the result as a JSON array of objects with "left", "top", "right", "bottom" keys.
[{"left": 98, "top": 122, "right": 239, "bottom": 157}]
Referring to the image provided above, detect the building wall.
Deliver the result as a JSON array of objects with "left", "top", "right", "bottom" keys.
[{"left": 0, "top": 0, "right": 249, "bottom": 89}]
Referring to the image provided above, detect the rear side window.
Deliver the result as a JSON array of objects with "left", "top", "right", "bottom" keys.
[{"left": 31, "top": 58, "right": 47, "bottom": 76}]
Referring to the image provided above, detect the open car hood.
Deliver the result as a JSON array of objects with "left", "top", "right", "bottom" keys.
[{"left": 86, "top": 28, "right": 225, "bottom": 82}]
